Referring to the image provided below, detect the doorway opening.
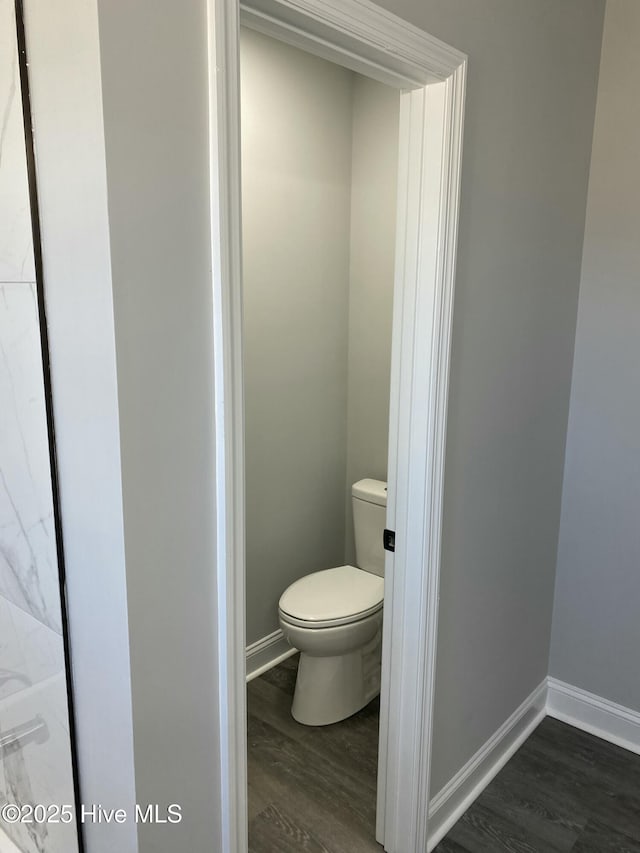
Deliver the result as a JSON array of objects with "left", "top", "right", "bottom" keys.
[
  {"left": 208, "top": 1, "right": 466, "bottom": 850},
  {"left": 241, "top": 26, "right": 399, "bottom": 850}
]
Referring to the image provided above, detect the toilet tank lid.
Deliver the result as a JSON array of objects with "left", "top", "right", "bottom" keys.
[{"left": 352, "top": 479, "right": 387, "bottom": 506}]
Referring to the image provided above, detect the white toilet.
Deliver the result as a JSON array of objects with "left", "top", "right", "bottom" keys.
[{"left": 278, "top": 479, "right": 387, "bottom": 726}]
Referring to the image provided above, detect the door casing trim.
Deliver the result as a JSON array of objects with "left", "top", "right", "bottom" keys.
[{"left": 206, "top": 1, "right": 466, "bottom": 849}]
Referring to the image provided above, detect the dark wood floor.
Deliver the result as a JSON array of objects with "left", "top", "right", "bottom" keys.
[
  {"left": 247, "top": 654, "right": 382, "bottom": 852},
  {"left": 247, "top": 656, "right": 640, "bottom": 852}
]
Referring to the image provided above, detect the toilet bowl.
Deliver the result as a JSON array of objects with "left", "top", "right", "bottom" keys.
[
  {"left": 278, "top": 479, "right": 387, "bottom": 726},
  {"left": 278, "top": 565, "right": 384, "bottom": 726}
]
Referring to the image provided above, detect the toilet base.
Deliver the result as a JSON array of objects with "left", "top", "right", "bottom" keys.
[{"left": 291, "top": 629, "right": 382, "bottom": 726}]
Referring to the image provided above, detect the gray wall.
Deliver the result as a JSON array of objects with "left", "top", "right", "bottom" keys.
[
  {"left": 344, "top": 75, "right": 399, "bottom": 564},
  {"left": 241, "top": 29, "right": 354, "bottom": 646},
  {"left": 242, "top": 31, "right": 398, "bottom": 645},
  {"left": 363, "top": 0, "right": 605, "bottom": 795},
  {"left": 95, "top": 1, "right": 220, "bottom": 850},
  {"left": 550, "top": 0, "right": 640, "bottom": 712}
]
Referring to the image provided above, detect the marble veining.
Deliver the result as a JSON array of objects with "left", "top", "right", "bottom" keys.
[
  {"left": 0, "top": 0, "right": 35, "bottom": 284},
  {"left": 1, "top": 10, "right": 80, "bottom": 850},
  {"left": 0, "top": 284, "right": 62, "bottom": 634},
  {"left": 0, "top": 595, "right": 64, "bottom": 704},
  {"left": 0, "top": 597, "right": 77, "bottom": 853},
  {"left": 0, "top": 669, "right": 79, "bottom": 853},
  {"left": 0, "top": 825, "right": 22, "bottom": 853}
]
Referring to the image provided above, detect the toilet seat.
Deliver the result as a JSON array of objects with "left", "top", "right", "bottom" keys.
[{"left": 278, "top": 565, "right": 384, "bottom": 629}]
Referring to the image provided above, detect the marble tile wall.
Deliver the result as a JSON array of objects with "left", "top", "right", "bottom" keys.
[
  {"left": 1, "top": 2, "right": 80, "bottom": 850},
  {"left": 0, "top": 0, "right": 34, "bottom": 285},
  {"left": 0, "top": 284, "right": 63, "bottom": 636},
  {"left": 0, "top": 598, "right": 77, "bottom": 853},
  {"left": 0, "top": 825, "right": 22, "bottom": 852}
]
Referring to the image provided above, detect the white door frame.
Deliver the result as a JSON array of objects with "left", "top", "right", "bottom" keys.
[{"left": 206, "top": 1, "right": 466, "bottom": 850}]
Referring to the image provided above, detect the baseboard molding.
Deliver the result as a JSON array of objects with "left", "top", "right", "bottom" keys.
[
  {"left": 546, "top": 677, "right": 640, "bottom": 756},
  {"left": 427, "top": 679, "right": 547, "bottom": 851},
  {"left": 426, "top": 677, "right": 640, "bottom": 849},
  {"left": 246, "top": 629, "right": 297, "bottom": 682}
]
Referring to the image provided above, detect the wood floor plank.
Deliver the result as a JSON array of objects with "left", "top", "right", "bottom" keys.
[
  {"left": 298, "top": 699, "right": 380, "bottom": 791},
  {"left": 433, "top": 836, "right": 472, "bottom": 852},
  {"left": 571, "top": 818, "right": 640, "bottom": 853},
  {"left": 249, "top": 676, "right": 380, "bottom": 792},
  {"left": 249, "top": 804, "right": 333, "bottom": 853},
  {"left": 248, "top": 654, "right": 383, "bottom": 851},
  {"left": 519, "top": 733, "right": 640, "bottom": 841},
  {"left": 248, "top": 713, "right": 376, "bottom": 829},
  {"left": 447, "top": 801, "right": 566, "bottom": 853},
  {"left": 248, "top": 755, "right": 382, "bottom": 853},
  {"left": 258, "top": 654, "right": 298, "bottom": 694},
  {"left": 248, "top": 655, "right": 380, "bottom": 791},
  {"left": 248, "top": 674, "right": 309, "bottom": 743},
  {"left": 532, "top": 718, "right": 640, "bottom": 792},
  {"left": 248, "top": 660, "right": 640, "bottom": 853},
  {"left": 477, "top": 776, "right": 581, "bottom": 851},
  {"left": 477, "top": 733, "right": 590, "bottom": 847}
]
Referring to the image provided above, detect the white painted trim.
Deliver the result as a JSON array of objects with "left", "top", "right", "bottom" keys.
[
  {"left": 207, "top": 1, "right": 466, "bottom": 851},
  {"left": 377, "top": 58, "right": 466, "bottom": 853},
  {"left": 207, "top": 1, "right": 247, "bottom": 851},
  {"left": 246, "top": 630, "right": 298, "bottom": 682},
  {"left": 427, "top": 680, "right": 547, "bottom": 851},
  {"left": 547, "top": 678, "right": 640, "bottom": 756},
  {"left": 240, "top": 0, "right": 463, "bottom": 88}
]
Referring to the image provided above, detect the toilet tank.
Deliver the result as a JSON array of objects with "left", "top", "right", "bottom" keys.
[{"left": 352, "top": 479, "right": 387, "bottom": 577}]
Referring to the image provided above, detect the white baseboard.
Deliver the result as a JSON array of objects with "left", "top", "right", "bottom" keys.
[
  {"left": 246, "top": 629, "right": 297, "bottom": 682},
  {"left": 546, "top": 677, "right": 640, "bottom": 756},
  {"left": 427, "top": 679, "right": 547, "bottom": 851},
  {"left": 426, "top": 677, "right": 640, "bottom": 849}
]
